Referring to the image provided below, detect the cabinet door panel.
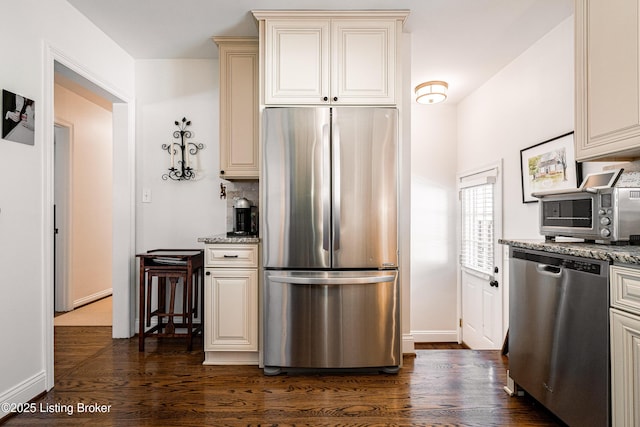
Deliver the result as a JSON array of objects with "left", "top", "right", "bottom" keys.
[
  {"left": 265, "top": 20, "right": 330, "bottom": 104},
  {"left": 611, "top": 309, "right": 640, "bottom": 427},
  {"left": 332, "top": 20, "right": 396, "bottom": 104},
  {"left": 576, "top": 0, "right": 640, "bottom": 160},
  {"left": 205, "top": 270, "right": 258, "bottom": 351},
  {"left": 217, "top": 39, "right": 259, "bottom": 179}
]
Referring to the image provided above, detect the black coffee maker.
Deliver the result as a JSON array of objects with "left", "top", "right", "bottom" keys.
[{"left": 233, "top": 198, "right": 258, "bottom": 235}]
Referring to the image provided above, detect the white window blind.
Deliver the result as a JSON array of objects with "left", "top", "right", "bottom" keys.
[{"left": 460, "top": 181, "right": 494, "bottom": 276}]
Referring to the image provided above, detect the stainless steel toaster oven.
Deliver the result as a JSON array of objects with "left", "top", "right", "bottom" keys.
[{"left": 537, "top": 187, "right": 640, "bottom": 243}]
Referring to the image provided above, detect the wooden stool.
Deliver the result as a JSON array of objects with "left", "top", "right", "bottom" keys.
[{"left": 137, "top": 249, "right": 204, "bottom": 351}]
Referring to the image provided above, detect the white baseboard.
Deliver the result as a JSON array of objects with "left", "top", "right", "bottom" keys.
[
  {"left": 402, "top": 333, "right": 415, "bottom": 355},
  {"left": 0, "top": 371, "right": 47, "bottom": 419},
  {"left": 411, "top": 330, "right": 459, "bottom": 343},
  {"left": 73, "top": 288, "right": 113, "bottom": 309},
  {"left": 203, "top": 351, "right": 259, "bottom": 365}
]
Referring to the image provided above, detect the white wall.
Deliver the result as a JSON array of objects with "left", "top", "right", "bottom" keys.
[
  {"left": 55, "top": 83, "right": 113, "bottom": 307},
  {"left": 458, "top": 17, "right": 574, "bottom": 240},
  {"left": 410, "top": 104, "right": 458, "bottom": 342},
  {"left": 135, "top": 59, "right": 226, "bottom": 253},
  {"left": 0, "top": 0, "right": 134, "bottom": 415}
]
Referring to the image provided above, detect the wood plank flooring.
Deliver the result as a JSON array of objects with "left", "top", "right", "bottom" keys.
[{"left": 3, "top": 327, "right": 564, "bottom": 426}]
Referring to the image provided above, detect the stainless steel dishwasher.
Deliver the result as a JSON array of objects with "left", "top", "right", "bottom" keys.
[{"left": 509, "top": 247, "right": 609, "bottom": 427}]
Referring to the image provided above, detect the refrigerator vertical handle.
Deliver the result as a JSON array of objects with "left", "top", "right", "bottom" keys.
[
  {"left": 333, "top": 124, "right": 341, "bottom": 250},
  {"left": 322, "top": 124, "right": 331, "bottom": 252}
]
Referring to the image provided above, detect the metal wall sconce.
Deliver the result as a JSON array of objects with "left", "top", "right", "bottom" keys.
[{"left": 161, "top": 117, "right": 204, "bottom": 181}]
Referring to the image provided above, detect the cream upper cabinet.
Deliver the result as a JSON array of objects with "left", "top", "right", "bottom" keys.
[
  {"left": 331, "top": 19, "right": 397, "bottom": 104},
  {"left": 214, "top": 37, "right": 259, "bottom": 179},
  {"left": 575, "top": 0, "right": 640, "bottom": 161},
  {"left": 255, "top": 11, "right": 408, "bottom": 105},
  {"left": 263, "top": 19, "right": 330, "bottom": 104}
]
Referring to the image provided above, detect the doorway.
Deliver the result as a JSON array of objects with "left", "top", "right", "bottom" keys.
[
  {"left": 458, "top": 161, "right": 504, "bottom": 349},
  {"left": 53, "top": 74, "right": 114, "bottom": 321},
  {"left": 43, "top": 49, "right": 135, "bottom": 390}
]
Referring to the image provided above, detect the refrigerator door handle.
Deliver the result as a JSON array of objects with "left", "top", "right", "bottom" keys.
[
  {"left": 322, "top": 124, "right": 331, "bottom": 252},
  {"left": 332, "top": 123, "right": 341, "bottom": 250},
  {"left": 269, "top": 275, "right": 396, "bottom": 285}
]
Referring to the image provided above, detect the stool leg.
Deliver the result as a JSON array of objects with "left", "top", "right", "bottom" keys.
[
  {"left": 158, "top": 277, "right": 166, "bottom": 330},
  {"left": 193, "top": 270, "right": 199, "bottom": 318},
  {"left": 146, "top": 275, "right": 153, "bottom": 327},
  {"left": 186, "top": 273, "right": 193, "bottom": 351},
  {"left": 182, "top": 277, "right": 188, "bottom": 326},
  {"left": 139, "top": 268, "right": 146, "bottom": 352},
  {"left": 166, "top": 277, "right": 177, "bottom": 334}
]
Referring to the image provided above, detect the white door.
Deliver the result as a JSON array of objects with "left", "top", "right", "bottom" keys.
[
  {"left": 54, "top": 123, "right": 73, "bottom": 312},
  {"left": 458, "top": 163, "right": 503, "bottom": 349}
]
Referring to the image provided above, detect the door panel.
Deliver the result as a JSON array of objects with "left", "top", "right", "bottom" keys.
[
  {"left": 332, "top": 108, "right": 397, "bottom": 268},
  {"left": 263, "top": 108, "right": 331, "bottom": 269}
]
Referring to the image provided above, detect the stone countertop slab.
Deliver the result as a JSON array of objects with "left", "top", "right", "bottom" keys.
[
  {"left": 499, "top": 239, "right": 640, "bottom": 265},
  {"left": 198, "top": 234, "right": 260, "bottom": 244}
]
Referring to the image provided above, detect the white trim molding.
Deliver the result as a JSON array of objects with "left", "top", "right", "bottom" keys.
[
  {"left": 402, "top": 333, "right": 416, "bottom": 355},
  {"left": 411, "top": 330, "right": 459, "bottom": 344},
  {"left": 0, "top": 371, "right": 46, "bottom": 420}
]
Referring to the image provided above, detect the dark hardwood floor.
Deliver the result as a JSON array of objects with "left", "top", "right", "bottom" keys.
[{"left": 3, "top": 327, "right": 564, "bottom": 426}]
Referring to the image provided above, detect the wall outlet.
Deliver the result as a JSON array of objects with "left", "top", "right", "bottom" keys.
[{"left": 142, "top": 188, "right": 152, "bottom": 203}]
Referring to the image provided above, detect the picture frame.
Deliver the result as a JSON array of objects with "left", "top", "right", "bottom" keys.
[
  {"left": 520, "top": 131, "right": 581, "bottom": 203},
  {"left": 2, "top": 89, "right": 35, "bottom": 146}
]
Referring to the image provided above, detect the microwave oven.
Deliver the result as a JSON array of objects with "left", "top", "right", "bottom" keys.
[{"left": 537, "top": 187, "right": 640, "bottom": 244}]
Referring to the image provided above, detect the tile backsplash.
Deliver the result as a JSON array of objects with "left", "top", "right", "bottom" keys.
[{"left": 223, "top": 180, "right": 259, "bottom": 232}]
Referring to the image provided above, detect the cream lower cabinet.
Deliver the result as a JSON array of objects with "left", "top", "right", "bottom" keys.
[
  {"left": 610, "top": 265, "right": 640, "bottom": 426},
  {"left": 575, "top": 0, "right": 640, "bottom": 160},
  {"left": 203, "top": 243, "right": 259, "bottom": 365}
]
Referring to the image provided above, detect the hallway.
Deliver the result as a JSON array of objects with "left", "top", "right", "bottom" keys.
[{"left": 54, "top": 297, "right": 112, "bottom": 326}]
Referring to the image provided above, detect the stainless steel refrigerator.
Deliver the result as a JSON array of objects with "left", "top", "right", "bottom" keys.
[{"left": 262, "top": 107, "right": 400, "bottom": 375}]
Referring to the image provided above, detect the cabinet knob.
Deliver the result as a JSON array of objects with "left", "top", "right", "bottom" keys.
[
  {"left": 333, "top": 97, "right": 338, "bottom": 102},
  {"left": 323, "top": 96, "right": 328, "bottom": 102},
  {"left": 220, "top": 170, "right": 225, "bottom": 175},
  {"left": 490, "top": 280, "right": 499, "bottom": 288},
  {"left": 205, "top": 271, "right": 211, "bottom": 276}
]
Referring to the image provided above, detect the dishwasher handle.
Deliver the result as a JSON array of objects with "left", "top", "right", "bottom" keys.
[{"left": 536, "top": 264, "right": 562, "bottom": 276}]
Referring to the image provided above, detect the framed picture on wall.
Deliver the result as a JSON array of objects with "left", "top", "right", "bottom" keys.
[
  {"left": 2, "top": 89, "right": 35, "bottom": 146},
  {"left": 520, "top": 131, "right": 581, "bottom": 203}
]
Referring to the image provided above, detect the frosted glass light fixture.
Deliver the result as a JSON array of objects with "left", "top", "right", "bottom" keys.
[{"left": 415, "top": 81, "right": 448, "bottom": 104}]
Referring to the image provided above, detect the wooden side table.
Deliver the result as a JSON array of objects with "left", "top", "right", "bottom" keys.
[{"left": 136, "top": 249, "right": 204, "bottom": 351}]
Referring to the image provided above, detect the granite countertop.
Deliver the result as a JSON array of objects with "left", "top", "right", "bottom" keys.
[
  {"left": 499, "top": 238, "right": 640, "bottom": 265},
  {"left": 198, "top": 234, "right": 260, "bottom": 244}
]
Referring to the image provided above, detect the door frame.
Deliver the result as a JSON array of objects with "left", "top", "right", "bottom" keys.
[
  {"left": 456, "top": 159, "right": 504, "bottom": 348},
  {"left": 42, "top": 44, "right": 136, "bottom": 390}
]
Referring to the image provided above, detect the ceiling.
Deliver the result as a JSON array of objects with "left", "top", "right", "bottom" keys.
[{"left": 66, "top": 0, "right": 573, "bottom": 104}]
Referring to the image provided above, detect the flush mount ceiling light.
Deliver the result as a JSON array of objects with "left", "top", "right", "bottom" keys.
[{"left": 415, "top": 81, "right": 448, "bottom": 104}]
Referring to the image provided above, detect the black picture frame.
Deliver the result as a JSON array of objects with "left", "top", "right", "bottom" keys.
[{"left": 519, "top": 131, "right": 582, "bottom": 203}]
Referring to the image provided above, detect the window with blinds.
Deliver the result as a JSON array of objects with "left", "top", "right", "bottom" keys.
[{"left": 460, "top": 183, "right": 494, "bottom": 276}]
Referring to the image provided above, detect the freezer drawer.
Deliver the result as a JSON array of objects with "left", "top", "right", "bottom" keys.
[{"left": 263, "top": 270, "right": 400, "bottom": 373}]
